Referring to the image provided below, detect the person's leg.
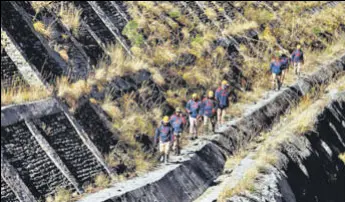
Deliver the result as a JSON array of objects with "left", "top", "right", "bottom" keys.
[
  {"left": 190, "top": 117, "right": 197, "bottom": 139},
  {"left": 297, "top": 62, "right": 302, "bottom": 76},
  {"left": 281, "top": 69, "right": 285, "bottom": 84},
  {"left": 159, "top": 142, "right": 165, "bottom": 162},
  {"left": 211, "top": 116, "right": 217, "bottom": 132},
  {"left": 272, "top": 73, "right": 276, "bottom": 90},
  {"left": 293, "top": 63, "right": 297, "bottom": 75},
  {"left": 277, "top": 75, "right": 281, "bottom": 90},
  {"left": 175, "top": 135, "right": 180, "bottom": 155},
  {"left": 203, "top": 115, "right": 209, "bottom": 134},
  {"left": 217, "top": 108, "right": 222, "bottom": 127},
  {"left": 194, "top": 117, "right": 198, "bottom": 138},
  {"left": 189, "top": 116, "right": 194, "bottom": 136},
  {"left": 172, "top": 133, "right": 177, "bottom": 152},
  {"left": 221, "top": 109, "right": 226, "bottom": 124},
  {"left": 164, "top": 142, "right": 170, "bottom": 163}
]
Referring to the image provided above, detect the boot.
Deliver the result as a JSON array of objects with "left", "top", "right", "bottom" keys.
[
  {"left": 176, "top": 147, "right": 180, "bottom": 155},
  {"left": 159, "top": 153, "right": 165, "bottom": 163},
  {"left": 164, "top": 154, "right": 169, "bottom": 164},
  {"left": 277, "top": 80, "right": 281, "bottom": 91}
]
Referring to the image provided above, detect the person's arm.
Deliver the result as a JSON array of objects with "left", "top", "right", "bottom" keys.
[
  {"left": 169, "top": 127, "right": 174, "bottom": 144},
  {"left": 215, "top": 89, "right": 220, "bottom": 102},
  {"left": 200, "top": 99, "right": 205, "bottom": 116},
  {"left": 182, "top": 117, "right": 187, "bottom": 129},
  {"left": 169, "top": 115, "right": 175, "bottom": 125},
  {"left": 185, "top": 101, "right": 190, "bottom": 114},
  {"left": 270, "top": 63, "right": 273, "bottom": 72},
  {"left": 291, "top": 51, "right": 295, "bottom": 63}
]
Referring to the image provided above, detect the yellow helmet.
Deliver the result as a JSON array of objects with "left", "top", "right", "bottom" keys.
[
  {"left": 208, "top": 90, "right": 214, "bottom": 98},
  {"left": 162, "top": 116, "right": 169, "bottom": 123},
  {"left": 297, "top": 44, "right": 301, "bottom": 49},
  {"left": 192, "top": 93, "right": 198, "bottom": 99},
  {"left": 222, "top": 80, "right": 228, "bottom": 85}
]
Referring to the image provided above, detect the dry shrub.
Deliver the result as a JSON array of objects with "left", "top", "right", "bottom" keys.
[
  {"left": 94, "top": 173, "right": 111, "bottom": 189},
  {"left": 1, "top": 83, "right": 50, "bottom": 106},
  {"left": 57, "top": 3, "right": 82, "bottom": 36},
  {"left": 46, "top": 188, "right": 72, "bottom": 202},
  {"left": 33, "top": 21, "right": 52, "bottom": 38}
]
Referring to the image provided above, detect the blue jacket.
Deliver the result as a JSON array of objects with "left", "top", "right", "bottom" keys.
[
  {"left": 201, "top": 98, "right": 218, "bottom": 117},
  {"left": 270, "top": 61, "right": 282, "bottom": 74},
  {"left": 291, "top": 49, "right": 304, "bottom": 63},
  {"left": 186, "top": 100, "right": 202, "bottom": 118},
  {"left": 216, "top": 87, "right": 230, "bottom": 108},
  {"left": 280, "top": 55, "right": 290, "bottom": 69},
  {"left": 170, "top": 114, "right": 186, "bottom": 133},
  {"left": 154, "top": 123, "right": 173, "bottom": 143}
]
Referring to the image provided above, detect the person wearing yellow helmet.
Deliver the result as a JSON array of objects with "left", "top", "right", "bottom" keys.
[
  {"left": 154, "top": 116, "right": 173, "bottom": 164},
  {"left": 270, "top": 55, "right": 283, "bottom": 91},
  {"left": 185, "top": 93, "right": 202, "bottom": 140},
  {"left": 170, "top": 108, "right": 186, "bottom": 155},
  {"left": 291, "top": 44, "right": 304, "bottom": 77},
  {"left": 279, "top": 51, "right": 290, "bottom": 86},
  {"left": 215, "top": 80, "right": 231, "bottom": 126},
  {"left": 201, "top": 90, "right": 218, "bottom": 134}
]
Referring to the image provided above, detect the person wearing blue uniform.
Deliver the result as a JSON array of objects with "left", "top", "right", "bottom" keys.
[
  {"left": 170, "top": 108, "right": 186, "bottom": 155},
  {"left": 291, "top": 44, "right": 304, "bottom": 76},
  {"left": 270, "top": 55, "right": 283, "bottom": 91},
  {"left": 154, "top": 116, "right": 173, "bottom": 164},
  {"left": 215, "top": 80, "right": 231, "bottom": 126},
  {"left": 201, "top": 90, "right": 218, "bottom": 133},
  {"left": 279, "top": 51, "right": 290, "bottom": 85},
  {"left": 185, "top": 93, "right": 202, "bottom": 140}
]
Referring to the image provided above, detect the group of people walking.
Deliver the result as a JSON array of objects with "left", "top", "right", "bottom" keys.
[
  {"left": 154, "top": 80, "right": 231, "bottom": 164},
  {"left": 270, "top": 45, "right": 304, "bottom": 91},
  {"left": 154, "top": 45, "right": 305, "bottom": 164}
]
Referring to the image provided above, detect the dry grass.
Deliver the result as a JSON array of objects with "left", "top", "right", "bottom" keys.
[
  {"left": 33, "top": 21, "right": 52, "bottom": 38},
  {"left": 339, "top": 153, "right": 345, "bottom": 164},
  {"left": 223, "top": 21, "right": 258, "bottom": 36},
  {"left": 326, "top": 74, "right": 345, "bottom": 92},
  {"left": 56, "top": 76, "right": 92, "bottom": 109},
  {"left": 31, "top": 1, "right": 53, "bottom": 13},
  {"left": 46, "top": 188, "right": 72, "bottom": 202},
  {"left": 94, "top": 173, "right": 111, "bottom": 189},
  {"left": 57, "top": 3, "right": 82, "bottom": 37},
  {"left": 204, "top": 7, "right": 217, "bottom": 20},
  {"left": 58, "top": 49, "right": 69, "bottom": 62},
  {"left": 105, "top": 45, "right": 148, "bottom": 77},
  {"left": 224, "top": 149, "right": 249, "bottom": 171},
  {"left": 219, "top": 72, "right": 343, "bottom": 200},
  {"left": 218, "top": 167, "right": 258, "bottom": 201},
  {"left": 1, "top": 83, "right": 50, "bottom": 106}
]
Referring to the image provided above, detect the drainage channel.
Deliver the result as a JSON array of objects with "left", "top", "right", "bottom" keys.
[{"left": 78, "top": 52, "right": 344, "bottom": 202}]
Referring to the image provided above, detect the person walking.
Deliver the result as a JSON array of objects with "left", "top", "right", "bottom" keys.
[
  {"left": 291, "top": 44, "right": 304, "bottom": 77},
  {"left": 185, "top": 93, "right": 202, "bottom": 140},
  {"left": 215, "top": 80, "right": 231, "bottom": 127},
  {"left": 270, "top": 55, "right": 283, "bottom": 91},
  {"left": 201, "top": 90, "right": 218, "bottom": 134},
  {"left": 154, "top": 116, "right": 174, "bottom": 164},
  {"left": 279, "top": 51, "right": 290, "bottom": 86},
  {"left": 170, "top": 108, "right": 186, "bottom": 155}
]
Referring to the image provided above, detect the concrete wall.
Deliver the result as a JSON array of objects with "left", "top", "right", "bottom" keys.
[{"left": 227, "top": 97, "right": 345, "bottom": 202}]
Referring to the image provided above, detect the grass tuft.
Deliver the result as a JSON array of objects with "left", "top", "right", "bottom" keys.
[
  {"left": 1, "top": 83, "right": 50, "bottom": 106},
  {"left": 57, "top": 3, "right": 82, "bottom": 37}
]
